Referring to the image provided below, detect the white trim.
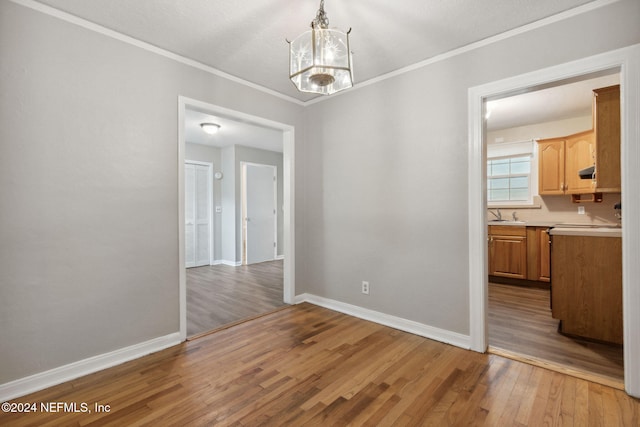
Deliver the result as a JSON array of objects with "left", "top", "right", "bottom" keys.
[
  {"left": 212, "top": 260, "right": 241, "bottom": 266},
  {"left": 295, "top": 294, "right": 470, "bottom": 350},
  {"left": 275, "top": 255, "right": 285, "bottom": 261},
  {"left": 282, "top": 130, "right": 295, "bottom": 304},
  {"left": 305, "top": 0, "right": 621, "bottom": 106},
  {"left": 8, "top": 0, "right": 304, "bottom": 106},
  {"left": 178, "top": 96, "right": 296, "bottom": 341},
  {"left": 468, "top": 86, "right": 488, "bottom": 353},
  {"left": 178, "top": 103, "right": 187, "bottom": 340},
  {"left": 9, "top": 0, "right": 620, "bottom": 108},
  {"left": 468, "top": 44, "right": 640, "bottom": 397},
  {"left": 211, "top": 260, "right": 242, "bottom": 267},
  {"left": 0, "top": 333, "right": 180, "bottom": 402},
  {"left": 621, "top": 43, "right": 640, "bottom": 399}
]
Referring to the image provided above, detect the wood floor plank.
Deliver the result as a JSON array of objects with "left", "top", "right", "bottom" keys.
[
  {"left": 488, "top": 282, "right": 624, "bottom": 385},
  {"left": 2, "top": 303, "right": 639, "bottom": 426},
  {"left": 187, "top": 260, "right": 286, "bottom": 337}
]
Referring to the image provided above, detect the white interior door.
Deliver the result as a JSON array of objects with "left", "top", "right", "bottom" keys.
[
  {"left": 185, "top": 162, "right": 211, "bottom": 268},
  {"left": 245, "top": 163, "right": 277, "bottom": 265}
]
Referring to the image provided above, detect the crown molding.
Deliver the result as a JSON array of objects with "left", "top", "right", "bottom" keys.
[
  {"left": 8, "top": 0, "right": 306, "bottom": 106},
  {"left": 9, "top": 0, "right": 621, "bottom": 108},
  {"left": 306, "top": 0, "right": 621, "bottom": 106}
]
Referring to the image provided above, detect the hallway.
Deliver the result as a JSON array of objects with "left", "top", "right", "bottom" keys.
[{"left": 187, "top": 260, "right": 286, "bottom": 337}]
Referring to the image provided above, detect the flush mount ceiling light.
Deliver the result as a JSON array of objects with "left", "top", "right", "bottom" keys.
[
  {"left": 200, "top": 123, "right": 220, "bottom": 135},
  {"left": 288, "top": 0, "right": 353, "bottom": 95}
]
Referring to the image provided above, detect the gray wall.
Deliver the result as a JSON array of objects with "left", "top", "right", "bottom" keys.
[
  {"left": 298, "top": 0, "right": 640, "bottom": 335},
  {"left": 185, "top": 142, "right": 222, "bottom": 260},
  {"left": 0, "top": 1, "right": 304, "bottom": 384},
  {"left": 2, "top": 0, "right": 639, "bottom": 389}
]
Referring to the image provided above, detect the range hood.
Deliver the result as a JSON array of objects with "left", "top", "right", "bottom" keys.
[{"left": 578, "top": 165, "right": 595, "bottom": 179}]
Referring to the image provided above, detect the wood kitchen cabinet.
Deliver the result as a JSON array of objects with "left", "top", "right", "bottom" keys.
[
  {"left": 537, "top": 85, "right": 620, "bottom": 198},
  {"left": 526, "top": 227, "right": 550, "bottom": 282},
  {"left": 592, "top": 85, "right": 621, "bottom": 192},
  {"left": 538, "top": 137, "right": 565, "bottom": 195},
  {"left": 551, "top": 233, "right": 622, "bottom": 344},
  {"left": 488, "top": 225, "right": 527, "bottom": 279},
  {"left": 565, "top": 131, "right": 596, "bottom": 194},
  {"left": 537, "top": 131, "right": 595, "bottom": 195}
]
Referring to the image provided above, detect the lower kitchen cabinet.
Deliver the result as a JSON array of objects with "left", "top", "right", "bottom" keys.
[
  {"left": 489, "top": 225, "right": 550, "bottom": 283},
  {"left": 488, "top": 225, "right": 527, "bottom": 279},
  {"left": 550, "top": 233, "right": 622, "bottom": 345},
  {"left": 526, "top": 227, "right": 551, "bottom": 282}
]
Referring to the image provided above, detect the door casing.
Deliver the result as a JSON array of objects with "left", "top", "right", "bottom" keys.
[
  {"left": 177, "top": 96, "right": 296, "bottom": 342},
  {"left": 468, "top": 44, "right": 640, "bottom": 397}
]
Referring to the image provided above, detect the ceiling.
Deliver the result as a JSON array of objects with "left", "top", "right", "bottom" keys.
[
  {"left": 487, "top": 72, "right": 620, "bottom": 132},
  {"left": 36, "top": 0, "right": 597, "bottom": 103},
  {"left": 32, "top": 0, "right": 611, "bottom": 149},
  {"left": 185, "top": 108, "right": 283, "bottom": 152}
]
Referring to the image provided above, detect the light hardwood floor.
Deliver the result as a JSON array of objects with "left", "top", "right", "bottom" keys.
[
  {"left": 187, "top": 260, "right": 286, "bottom": 337},
  {"left": 488, "top": 282, "right": 624, "bottom": 387},
  {"left": 2, "top": 303, "right": 638, "bottom": 426}
]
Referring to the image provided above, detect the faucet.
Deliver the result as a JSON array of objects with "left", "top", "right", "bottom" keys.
[
  {"left": 490, "top": 209, "right": 502, "bottom": 221},
  {"left": 512, "top": 211, "right": 518, "bottom": 221}
]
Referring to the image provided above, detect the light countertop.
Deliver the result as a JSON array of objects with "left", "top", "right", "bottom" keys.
[
  {"left": 549, "top": 226, "right": 622, "bottom": 237},
  {"left": 487, "top": 220, "right": 561, "bottom": 227},
  {"left": 487, "top": 220, "right": 622, "bottom": 237}
]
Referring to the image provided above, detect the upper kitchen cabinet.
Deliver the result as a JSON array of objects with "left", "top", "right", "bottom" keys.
[
  {"left": 592, "top": 85, "right": 621, "bottom": 193},
  {"left": 538, "top": 131, "right": 595, "bottom": 195},
  {"left": 565, "top": 131, "right": 596, "bottom": 194},
  {"left": 538, "top": 137, "right": 565, "bottom": 195},
  {"left": 537, "top": 85, "right": 620, "bottom": 199}
]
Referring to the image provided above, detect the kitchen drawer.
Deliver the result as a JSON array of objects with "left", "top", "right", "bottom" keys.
[{"left": 489, "top": 225, "right": 526, "bottom": 237}]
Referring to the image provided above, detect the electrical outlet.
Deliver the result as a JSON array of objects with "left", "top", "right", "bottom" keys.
[
  {"left": 578, "top": 206, "right": 585, "bottom": 215},
  {"left": 361, "top": 281, "right": 370, "bottom": 295}
]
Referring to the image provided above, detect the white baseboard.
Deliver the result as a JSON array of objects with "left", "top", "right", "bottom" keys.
[
  {"left": 0, "top": 332, "right": 181, "bottom": 402},
  {"left": 212, "top": 260, "right": 241, "bottom": 266},
  {"left": 295, "top": 294, "right": 470, "bottom": 350},
  {"left": 275, "top": 255, "right": 284, "bottom": 260}
]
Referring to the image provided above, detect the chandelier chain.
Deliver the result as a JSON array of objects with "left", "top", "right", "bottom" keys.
[{"left": 312, "top": 0, "right": 329, "bottom": 29}]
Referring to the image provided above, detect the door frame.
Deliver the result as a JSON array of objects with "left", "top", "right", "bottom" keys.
[
  {"left": 184, "top": 160, "right": 214, "bottom": 267},
  {"left": 241, "top": 162, "right": 278, "bottom": 265},
  {"left": 468, "top": 44, "right": 640, "bottom": 396},
  {"left": 177, "top": 96, "right": 296, "bottom": 341}
]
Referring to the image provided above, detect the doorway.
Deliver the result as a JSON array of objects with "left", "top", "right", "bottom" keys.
[
  {"left": 178, "top": 96, "right": 296, "bottom": 341},
  {"left": 468, "top": 45, "right": 640, "bottom": 397},
  {"left": 242, "top": 162, "right": 278, "bottom": 265},
  {"left": 483, "top": 73, "right": 624, "bottom": 385}
]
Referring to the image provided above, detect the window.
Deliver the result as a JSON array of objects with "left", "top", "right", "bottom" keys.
[{"left": 487, "top": 155, "right": 531, "bottom": 204}]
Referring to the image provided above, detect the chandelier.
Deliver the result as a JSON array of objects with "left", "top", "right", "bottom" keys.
[{"left": 288, "top": 0, "right": 353, "bottom": 95}]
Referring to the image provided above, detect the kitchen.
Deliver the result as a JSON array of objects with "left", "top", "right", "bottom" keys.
[{"left": 485, "top": 73, "right": 623, "bottom": 386}]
